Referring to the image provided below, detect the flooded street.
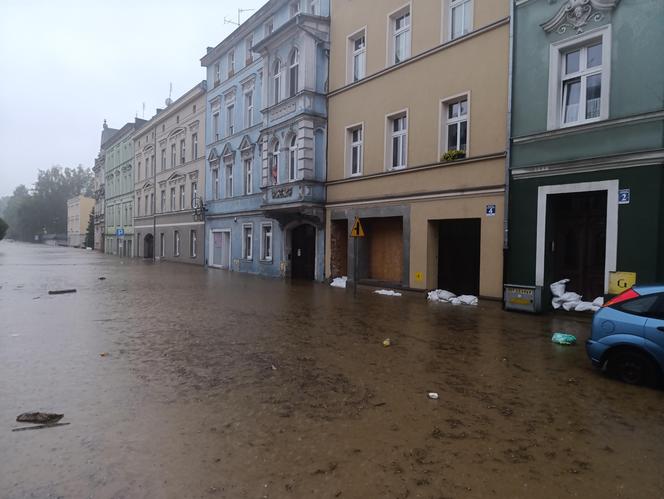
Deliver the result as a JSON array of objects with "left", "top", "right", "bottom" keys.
[{"left": 1, "top": 242, "right": 663, "bottom": 499}]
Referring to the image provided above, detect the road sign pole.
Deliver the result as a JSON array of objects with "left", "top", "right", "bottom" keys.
[{"left": 353, "top": 237, "right": 358, "bottom": 298}]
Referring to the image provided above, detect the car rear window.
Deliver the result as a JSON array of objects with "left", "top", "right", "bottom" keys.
[{"left": 614, "top": 294, "right": 661, "bottom": 318}]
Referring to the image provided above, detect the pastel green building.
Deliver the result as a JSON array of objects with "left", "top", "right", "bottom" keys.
[{"left": 506, "top": 0, "right": 664, "bottom": 306}]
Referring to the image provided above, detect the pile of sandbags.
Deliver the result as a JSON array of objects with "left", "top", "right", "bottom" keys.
[
  {"left": 427, "top": 289, "right": 478, "bottom": 306},
  {"left": 330, "top": 276, "right": 347, "bottom": 289},
  {"left": 550, "top": 279, "right": 603, "bottom": 313}
]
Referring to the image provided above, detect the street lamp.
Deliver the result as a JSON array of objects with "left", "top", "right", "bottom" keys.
[{"left": 192, "top": 195, "right": 207, "bottom": 222}]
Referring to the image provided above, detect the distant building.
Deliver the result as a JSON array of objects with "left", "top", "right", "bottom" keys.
[
  {"left": 104, "top": 119, "right": 146, "bottom": 257},
  {"left": 202, "top": 0, "right": 330, "bottom": 280},
  {"left": 92, "top": 120, "right": 119, "bottom": 253},
  {"left": 133, "top": 82, "right": 207, "bottom": 264},
  {"left": 67, "top": 195, "right": 95, "bottom": 248}
]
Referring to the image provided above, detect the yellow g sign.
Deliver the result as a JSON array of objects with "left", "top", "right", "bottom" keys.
[
  {"left": 415, "top": 272, "right": 424, "bottom": 282},
  {"left": 609, "top": 272, "right": 637, "bottom": 295}
]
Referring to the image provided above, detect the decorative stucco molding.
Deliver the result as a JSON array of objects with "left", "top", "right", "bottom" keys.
[{"left": 541, "top": 0, "right": 619, "bottom": 35}]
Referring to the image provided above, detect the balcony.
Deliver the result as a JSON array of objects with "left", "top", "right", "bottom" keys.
[{"left": 260, "top": 179, "right": 325, "bottom": 226}]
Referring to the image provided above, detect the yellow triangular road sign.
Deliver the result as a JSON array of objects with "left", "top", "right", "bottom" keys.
[{"left": 350, "top": 217, "right": 365, "bottom": 238}]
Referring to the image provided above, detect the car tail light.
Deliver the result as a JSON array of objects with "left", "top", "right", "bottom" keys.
[{"left": 603, "top": 288, "right": 640, "bottom": 308}]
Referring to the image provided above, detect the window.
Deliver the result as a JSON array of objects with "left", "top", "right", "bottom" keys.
[
  {"left": 245, "top": 36, "right": 254, "bottom": 65},
  {"left": 170, "top": 187, "right": 176, "bottom": 211},
  {"left": 273, "top": 60, "right": 282, "bottom": 104},
  {"left": 180, "top": 139, "right": 186, "bottom": 164},
  {"left": 391, "top": 9, "right": 411, "bottom": 65},
  {"left": 450, "top": 0, "right": 472, "bottom": 40},
  {"left": 270, "top": 142, "right": 280, "bottom": 185},
  {"left": 144, "top": 195, "right": 149, "bottom": 215},
  {"left": 151, "top": 154, "right": 156, "bottom": 176},
  {"left": 309, "top": 0, "right": 317, "bottom": 14},
  {"left": 190, "top": 230, "right": 197, "bottom": 258},
  {"left": 289, "top": 49, "right": 299, "bottom": 97},
  {"left": 261, "top": 223, "right": 273, "bottom": 261},
  {"left": 192, "top": 133, "right": 198, "bottom": 160},
  {"left": 171, "top": 144, "right": 176, "bottom": 167},
  {"left": 213, "top": 112, "right": 220, "bottom": 141},
  {"left": 191, "top": 181, "right": 198, "bottom": 208},
  {"left": 615, "top": 295, "right": 661, "bottom": 318},
  {"left": 214, "top": 62, "right": 220, "bottom": 85},
  {"left": 149, "top": 193, "right": 154, "bottom": 214},
  {"left": 288, "top": 136, "right": 297, "bottom": 181},
  {"left": 180, "top": 185, "right": 185, "bottom": 210},
  {"left": 160, "top": 233, "right": 165, "bottom": 257},
  {"left": 228, "top": 50, "right": 235, "bottom": 77},
  {"left": 138, "top": 161, "right": 142, "bottom": 180},
  {"left": 225, "top": 164, "right": 233, "bottom": 198},
  {"left": 290, "top": 0, "right": 300, "bottom": 17},
  {"left": 226, "top": 104, "right": 235, "bottom": 136},
  {"left": 350, "top": 32, "right": 366, "bottom": 82},
  {"left": 244, "top": 91, "right": 254, "bottom": 128},
  {"left": 548, "top": 28, "right": 610, "bottom": 130},
  {"left": 265, "top": 19, "right": 274, "bottom": 36},
  {"left": 137, "top": 196, "right": 141, "bottom": 216},
  {"left": 174, "top": 230, "right": 180, "bottom": 257},
  {"left": 160, "top": 190, "right": 166, "bottom": 212},
  {"left": 562, "top": 42, "right": 604, "bottom": 125},
  {"left": 388, "top": 113, "right": 408, "bottom": 169},
  {"left": 193, "top": 104, "right": 197, "bottom": 113},
  {"left": 176, "top": 115, "right": 180, "bottom": 124},
  {"left": 444, "top": 97, "right": 468, "bottom": 156},
  {"left": 348, "top": 125, "right": 363, "bottom": 176},
  {"left": 212, "top": 168, "right": 220, "bottom": 200},
  {"left": 161, "top": 149, "right": 166, "bottom": 171},
  {"left": 244, "top": 158, "right": 253, "bottom": 195},
  {"left": 242, "top": 224, "right": 253, "bottom": 259}
]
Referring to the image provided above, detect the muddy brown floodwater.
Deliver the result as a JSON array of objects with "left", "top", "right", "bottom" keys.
[{"left": 1, "top": 242, "right": 663, "bottom": 499}]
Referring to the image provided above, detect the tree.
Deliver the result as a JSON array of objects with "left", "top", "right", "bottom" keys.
[
  {"left": 0, "top": 217, "right": 7, "bottom": 240},
  {"left": 84, "top": 208, "right": 95, "bottom": 249}
]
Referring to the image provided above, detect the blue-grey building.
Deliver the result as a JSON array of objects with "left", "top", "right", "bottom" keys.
[{"left": 201, "top": 0, "right": 330, "bottom": 281}]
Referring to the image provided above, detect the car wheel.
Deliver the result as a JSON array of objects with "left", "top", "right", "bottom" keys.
[{"left": 607, "top": 351, "right": 656, "bottom": 386}]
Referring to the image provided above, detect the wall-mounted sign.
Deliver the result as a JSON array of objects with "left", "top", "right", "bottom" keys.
[
  {"left": 609, "top": 271, "right": 636, "bottom": 295},
  {"left": 350, "top": 217, "right": 365, "bottom": 238},
  {"left": 618, "top": 189, "right": 631, "bottom": 205},
  {"left": 116, "top": 228, "right": 125, "bottom": 237},
  {"left": 414, "top": 272, "right": 423, "bottom": 282},
  {"left": 486, "top": 204, "right": 497, "bottom": 217}
]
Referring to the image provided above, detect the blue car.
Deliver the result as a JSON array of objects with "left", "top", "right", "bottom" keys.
[{"left": 586, "top": 285, "right": 664, "bottom": 386}]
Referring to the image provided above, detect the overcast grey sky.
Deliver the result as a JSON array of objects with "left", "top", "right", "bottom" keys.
[{"left": 0, "top": 0, "right": 269, "bottom": 197}]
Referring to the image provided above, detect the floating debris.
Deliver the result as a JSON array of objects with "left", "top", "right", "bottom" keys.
[
  {"left": 16, "top": 412, "right": 63, "bottom": 424},
  {"left": 551, "top": 333, "right": 577, "bottom": 346},
  {"left": 48, "top": 289, "right": 77, "bottom": 295}
]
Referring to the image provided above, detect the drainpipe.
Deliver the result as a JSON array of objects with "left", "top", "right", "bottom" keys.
[
  {"left": 152, "top": 125, "right": 157, "bottom": 262},
  {"left": 502, "top": 0, "right": 515, "bottom": 307}
]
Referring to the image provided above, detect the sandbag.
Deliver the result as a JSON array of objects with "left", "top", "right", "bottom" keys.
[
  {"left": 562, "top": 300, "right": 581, "bottom": 311},
  {"left": 592, "top": 297, "right": 604, "bottom": 307},
  {"left": 436, "top": 290, "right": 457, "bottom": 301},
  {"left": 550, "top": 279, "right": 570, "bottom": 297},
  {"left": 574, "top": 301, "right": 594, "bottom": 312},
  {"left": 457, "top": 295, "right": 479, "bottom": 306},
  {"left": 560, "top": 291, "right": 582, "bottom": 302}
]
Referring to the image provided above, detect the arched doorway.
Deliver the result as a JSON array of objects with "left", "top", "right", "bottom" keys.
[
  {"left": 291, "top": 224, "right": 316, "bottom": 280},
  {"left": 144, "top": 234, "right": 154, "bottom": 259}
]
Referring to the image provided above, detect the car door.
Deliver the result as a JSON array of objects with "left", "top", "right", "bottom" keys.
[{"left": 644, "top": 293, "right": 664, "bottom": 352}]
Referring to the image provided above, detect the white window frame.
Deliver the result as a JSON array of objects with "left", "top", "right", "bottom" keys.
[
  {"left": 242, "top": 223, "right": 253, "bottom": 260},
  {"left": 170, "top": 187, "right": 176, "bottom": 211},
  {"left": 260, "top": 222, "right": 273, "bottom": 262},
  {"left": 547, "top": 25, "right": 611, "bottom": 131},
  {"left": 244, "top": 90, "right": 254, "bottom": 129},
  {"left": 225, "top": 163, "right": 233, "bottom": 198},
  {"left": 192, "top": 133, "right": 198, "bottom": 160},
  {"left": 179, "top": 185, "right": 186, "bottom": 211},
  {"left": 273, "top": 60, "right": 282, "bottom": 104},
  {"left": 439, "top": 92, "right": 471, "bottom": 159},
  {"left": 385, "top": 109, "right": 408, "bottom": 171},
  {"left": 214, "top": 62, "right": 220, "bottom": 85},
  {"left": 245, "top": 36, "right": 254, "bottom": 65},
  {"left": 174, "top": 230, "right": 180, "bottom": 257},
  {"left": 226, "top": 104, "right": 235, "bottom": 136},
  {"left": 180, "top": 139, "right": 186, "bottom": 164},
  {"left": 190, "top": 230, "right": 197, "bottom": 258},
  {"left": 212, "top": 168, "right": 220, "bottom": 200},
  {"left": 228, "top": 50, "right": 235, "bottom": 78},
  {"left": 160, "top": 233, "right": 165, "bottom": 257},
  {"left": 213, "top": 112, "right": 220, "bottom": 141},
  {"left": 244, "top": 158, "right": 253, "bottom": 195},
  {"left": 448, "top": 0, "right": 473, "bottom": 41},
  {"left": 191, "top": 181, "right": 198, "bottom": 208},
  {"left": 288, "top": 136, "right": 298, "bottom": 182},
  {"left": 289, "top": 48, "right": 300, "bottom": 97},
  {"left": 387, "top": 4, "right": 411, "bottom": 67},
  {"left": 347, "top": 28, "right": 367, "bottom": 84},
  {"left": 345, "top": 123, "right": 364, "bottom": 177},
  {"left": 270, "top": 141, "right": 280, "bottom": 185}
]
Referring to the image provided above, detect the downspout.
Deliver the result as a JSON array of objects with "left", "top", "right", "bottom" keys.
[
  {"left": 152, "top": 125, "right": 157, "bottom": 262},
  {"left": 502, "top": 0, "right": 515, "bottom": 307}
]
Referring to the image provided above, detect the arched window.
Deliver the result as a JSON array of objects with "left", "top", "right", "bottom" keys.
[
  {"left": 270, "top": 141, "right": 280, "bottom": 185},
  {"left": 289, "top": 49, "right": 299, "bottom": 97},
  {"left": 273, "top": 60, "right": 281, "bottom": 104},
  {"left": 288, "top": 136, "right": 297, "bottom": 181}
]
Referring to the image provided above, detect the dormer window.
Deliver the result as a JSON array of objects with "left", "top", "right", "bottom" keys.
[
  {"left": 228, "top": 50, "right": 235, "bottom": 78},
  {"left": 265, "top": 19, "right": 274, "bottom": 37},
  {"left": 290, "top": 0, "right": 300, "bottom": 17},
  {"left": 245, "top": 36, "right": 254, "bottom": 65}
]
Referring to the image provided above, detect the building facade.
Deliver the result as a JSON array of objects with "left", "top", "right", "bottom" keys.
[
  {"left": 325, "top": 0, "right": 510, "bottom": 297},
  {"left": 92, "top": 121, "right": 119, "bottom": 252},
  {"left": 202, "top": 0, "right": 330, "bottom": 281},
  {"left": 66, "top": 195, "right": 95, "bottom": 247},
  {"left": 133, "top": 82, "right": 207, "bottom": 265},
  {"left": 104, "top": 120, "right": 145, "bottom": 256},
  {"left": 506, "top": 0, "right": 664, "bottom": 305}
]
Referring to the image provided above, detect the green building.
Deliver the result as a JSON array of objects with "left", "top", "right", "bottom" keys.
[{"left": 506, "top": 0, "right": 664, "bottom": 306}]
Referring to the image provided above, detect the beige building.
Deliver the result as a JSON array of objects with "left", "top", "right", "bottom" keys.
[
  {"left": 67, "top": 195, "right": 95, "bottom": 248},
  {"left": 325, "top": 0, "right": 510, "bottom": 298},
  {"left": 133, "top": 82, "right": 207, "bottom": 264}
]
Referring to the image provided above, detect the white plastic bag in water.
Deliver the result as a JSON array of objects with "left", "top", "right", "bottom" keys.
[
  {"left": 550, "top": 279, "right": 570, "bottom": 297},
  {"left": 575, "top": 302, "right": 594, "bottom": 312},
  {"left": 436, "top": 290, "right": 457, "bottom": 302},
  {"left": 563, "top": 300, "right": 581, "bottom": 311},
  {"left": 457, "top": 295, "right": 479, "bottom": 306},
  {"left": 560, "top": 291, "right": 582, "bottom": 302},
  {"left": 552, "top": 297, "right": 563, "bottom": 309}
]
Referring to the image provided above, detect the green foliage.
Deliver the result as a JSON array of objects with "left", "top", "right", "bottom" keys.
[
  {"left": 0, "top": 217, "right": 8, "bottom": 240},
  {"left": 3, "top": 166, "right": 94, "bottom": 241},
  {"left": 84, "top": 208, "right": 95, "bottom": 249},
  {"left": 441, "top": 149, "right": 466, "bottom": 162}
]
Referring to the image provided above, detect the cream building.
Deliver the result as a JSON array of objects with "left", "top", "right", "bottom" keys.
[
  {"left": 67, "top": 195, "right": 95, "bottom": 248},
  {"left": 325, "top": 0, "right": 510, "bottom": 298}
]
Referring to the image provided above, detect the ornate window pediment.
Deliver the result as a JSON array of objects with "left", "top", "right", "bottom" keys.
[
  {"left": 222, "top": 143, "right": 236, "bottom": 164},
  {"left": 541, "top": 0, "right": 620, "bottom": 35},
  {"left": 208, "top": 147, "right": 221, "bottom": 163},
  {"left": 168, "top": 127, "right": 185, "bottom": 140},
  {"left": 167, "top": 172, "right": 185, "bottom": 184},
  {"left": 188, "top": 120, "right": 200, "bottom": 131},
  {"left": 239, "top": 135, "right": 255, "bottom": 158}
]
